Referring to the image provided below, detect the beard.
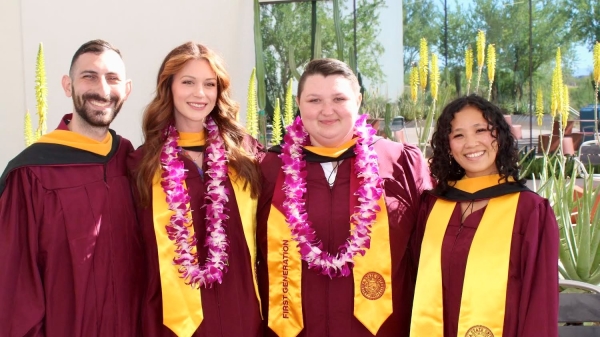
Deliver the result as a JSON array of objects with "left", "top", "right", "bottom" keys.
[{"left": 72, "top": 89, "right": 125, "bottom": 127}]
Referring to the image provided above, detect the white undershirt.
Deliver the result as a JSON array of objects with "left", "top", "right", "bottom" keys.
[{"left": 321, "top": 161, "right": 342, "bottom": 187}]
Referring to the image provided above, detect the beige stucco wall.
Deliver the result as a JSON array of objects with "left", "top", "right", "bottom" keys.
[{"left": 0, "top": 0, "right": 255, "bottom": 167}]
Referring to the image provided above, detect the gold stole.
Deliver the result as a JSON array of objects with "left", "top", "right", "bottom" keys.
[
  {"left": 411, "top": 175, "right": 519, "bottom": 337},
  {"left": 37, "top": 130, "right": 112, "bottom": 155},
  {"left": 151, "top": 131, "right": 260, "bottom": 337},
  {"left": 267, "top": 140, "right": 392, "bottom": 337}
]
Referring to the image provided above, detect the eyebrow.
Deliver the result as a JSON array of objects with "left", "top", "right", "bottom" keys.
[
  {"left": 79, "top": 70, "right": 121, "bottom": 77},
  {"left": 452, "top": 122, "right": 487, "bottom": 132},
  {"left": 180, "top": 75, "right": 217, "bottom": 81}
]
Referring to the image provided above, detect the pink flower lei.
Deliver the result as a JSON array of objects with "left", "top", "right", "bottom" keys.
[
  {"left": 280, "top": 114, "right": 383, "bottom": 277},
  {"left": 160, "top": 116, "right": 230, "bottom": 288}
]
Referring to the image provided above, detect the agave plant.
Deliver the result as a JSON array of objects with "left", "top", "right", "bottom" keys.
[
  {"left": 528, "top": 45, "right": 600, "bottom": 286},
  {"left": 534, "top": 159, "right": 600, "bottom": 285}
]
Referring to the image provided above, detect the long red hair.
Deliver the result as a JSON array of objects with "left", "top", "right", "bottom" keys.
[{"left": 134, "top": 42, "right": 260, "bottom": 206}]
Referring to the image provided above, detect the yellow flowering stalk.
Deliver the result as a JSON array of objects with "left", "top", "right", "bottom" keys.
[
  {"left": 24, "top": 110, "right": 35, "bottom": 146},
  {"left": 35, "top": 43, "right": 48, "bottom": 140},
  {"left": 272, "top": 98, "right": 282, "bottom": 145},
  {"left": 430, "top": 53, "right": 440, "bottom": 102},
  {"left": 284, "top": 78, "right": 294, "bottom": 127},
  {"left": 465, "top": 46, "right": 474, "bottom": 94},
  {"left": 475, "top": 30, "right": 486, "bottom": 94},
  {"left": 594, "top": 42, "right": 600, "bottom": 85},
  {"left": 561, "top": 84, "right": 569, "bottom": 128},
  {"left": 536, "top": 89, "right": 544, "bottom": 127},
  {"left": 487, "top": 44, "right": 496, "bottom": 101},
  {"left": 593, "top": 42, "right": 600, "bottom": 138},
  {"left": 410, "top": 65, "right": 419, "bottom": 104},
  {"left": 246, "top": 68, "right": 259, "bottom": 137},
  {"left": 418, "top": 38, "right": 428, "bottom": 91},
  {"left": 550, "top": 48, "right": 563, "bottom": 120}
]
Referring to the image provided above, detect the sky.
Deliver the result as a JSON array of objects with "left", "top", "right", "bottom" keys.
[{"left": 574, "top": 44, "right": 594, "bottom": 77}]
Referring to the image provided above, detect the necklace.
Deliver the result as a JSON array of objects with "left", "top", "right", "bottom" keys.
[
  {"left": 160, "top": 116, "right": 230, "bottom": 288},
  {"left": 280, "top": 114, "right": 383, "bottom": 278},
  {"left": 183, "top": 150, "right": 202, "bottom": 163},
  {"left": 183, "top": 150, "right": 204, "bottom": 175}
]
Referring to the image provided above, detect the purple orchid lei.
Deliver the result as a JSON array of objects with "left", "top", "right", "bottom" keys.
[
  {"left": 160, "top": 116, "right": 230, "bottom": 288},
  {"left": 280, "top": 114, "right": 383, "bottom": 277}
]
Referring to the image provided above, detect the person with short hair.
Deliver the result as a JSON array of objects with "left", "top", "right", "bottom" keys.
[
  {"left": 128, "top": 42, "right": 263, "bottom": 337},
  {"left": 257, "top": 58, "right": 433, "bottom": 337},
  {"left": 411, "top": 94, "right": 559, "bottom": 337},
  {"left": 0, "top": 39, "right": 144, "bottom": 336}
]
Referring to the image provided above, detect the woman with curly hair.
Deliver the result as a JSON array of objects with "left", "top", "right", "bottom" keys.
[
  {"left": 411, "top": 95, "right": 559, "bottom": 337},
  {"left": 128, "top": 42, "right": 263, "bottom": 337}
]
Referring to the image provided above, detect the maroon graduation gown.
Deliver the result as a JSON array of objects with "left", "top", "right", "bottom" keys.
[
  {"left": 413, "top": 190, "right": 559, "bottom": 337},
  {"left": 0, "top": 117, "right": 144, "bottom": 337},
  {"left": 127, "top": 143, "right": 263, "bottom": 337},
  {"left": 257, "top": 138, "right": 433, "bottom": 337}
]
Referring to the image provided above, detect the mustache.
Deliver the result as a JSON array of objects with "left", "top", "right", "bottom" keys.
[{"left": 81, "top": 93, "right": 118, "bottom": 103}]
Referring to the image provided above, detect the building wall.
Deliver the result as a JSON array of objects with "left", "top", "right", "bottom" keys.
[{"left": 0, "top": 0, "right": 255, "bottom": 167}]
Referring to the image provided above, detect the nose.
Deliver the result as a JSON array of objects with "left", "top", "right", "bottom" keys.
[
  {"left": 321, "top": 100, "right": 334, "bottom": 115},
  {"left": 98, "top": 77, "right": 111, "bottom": 97},
  {"left": 194, "top": 84, "right": 205, "bottom": 97},
  {"left": 464, "top": 134, "right": 479, "bottom": 148}
]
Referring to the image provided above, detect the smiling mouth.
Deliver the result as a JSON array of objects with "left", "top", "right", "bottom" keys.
[
  {"left": 188, "top": 102, "right": 207, "bottom": 109},
  {"left": 465, "top": 151, "right": 484, "bottom": 158},
  {"left": 88, "top": 99, "right": 111, "bottom": 108}
]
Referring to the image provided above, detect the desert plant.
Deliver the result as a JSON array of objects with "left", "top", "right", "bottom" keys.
[
  {"left": 487, "top": 44, "right": 496, "bottom": 101},
  {"left": 593, "top": 42, "right": 600, "bottom": 139},
  {"left": 465, "top": 46, "right": 474, "bottom": 94},
  {"left": 246, "top": 68, "right": 259, "bottom": 138},
  {"left": 24, "top": 43, "right": 48, "bottom": 146},
  {"left": 272, "top": 98, "right": 282, "bottom": 144},
  {"left": 475, "top": 30, "right": 486, "bottom": 94}
]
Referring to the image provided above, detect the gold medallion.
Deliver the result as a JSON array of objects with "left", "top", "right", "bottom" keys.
[
  {"left": 465, "top": 325, "right": 494, "bottom": 337},
  {"left": 360, "top": 272, "right": 385, "bottom": 300}
]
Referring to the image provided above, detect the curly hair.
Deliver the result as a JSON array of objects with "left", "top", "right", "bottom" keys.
[
  {"left": 134, "top": 42, "right": 261, "bottom": 206},
  {"left": 429, "top": 94, "right": 525, "bottom": 194}
]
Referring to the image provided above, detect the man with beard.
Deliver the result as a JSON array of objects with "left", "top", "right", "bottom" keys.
[{"left": 0, "top": 40, "right": 144, "bottom": 337}]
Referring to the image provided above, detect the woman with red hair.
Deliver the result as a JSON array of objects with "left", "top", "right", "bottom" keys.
[{"left": 129, "top": 42, "right": 263, "bottom": 337}]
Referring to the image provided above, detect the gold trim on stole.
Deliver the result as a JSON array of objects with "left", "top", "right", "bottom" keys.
[
  {"left": 151, "top": 168, "right": 261, "bottom": 337},
  {"left": 152, "top": 172, "right": 202, "bottom": 337},
  {"left": 411, "top": 175, "right": 519, "bottom": 337},
  {"left": 267, "top": 164, "right": 392, "bottom": 336}
]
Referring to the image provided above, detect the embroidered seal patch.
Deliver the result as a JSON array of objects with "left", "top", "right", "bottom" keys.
[
  {"left": 465, "top": 325, "right": 494, "bottom": 337},
  {"left": 360, "top": 272, "right": 385, "bottom": 300}
]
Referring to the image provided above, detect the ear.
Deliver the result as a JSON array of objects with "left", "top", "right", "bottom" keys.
[
  {"left": 295, "top": 96, "right": 300, "bottom": 108},
  {"left": 61, "top": 75, "right": 72, "bottom": 97},
  {"left": 124, "top": 79, "right": 132, "bottom": 100},
  {"left": 356, "top": 93, "right": 362, "bottom": 107}
]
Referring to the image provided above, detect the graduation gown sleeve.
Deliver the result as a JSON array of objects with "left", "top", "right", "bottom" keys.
[
  {"left": 0, "top": 168, "right": 45, "bottom": 337},
  {"left": 516, "top": 198, "right": 559, "bottom": 337}
]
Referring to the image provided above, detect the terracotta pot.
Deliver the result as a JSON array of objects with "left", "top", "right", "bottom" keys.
[
  {"left": 552, "top": 120, "right": 575, "bottom": 136},
  {"left": 538, "top": 134, "right": 576, "bottom": 155}
]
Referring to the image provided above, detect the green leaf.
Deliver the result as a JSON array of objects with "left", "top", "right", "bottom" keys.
[
  {"left": 333, "top": 0, "right": 344, "bottom": 61},
  {"left": 313, "top": 23, "right": 322, "bottom": 59},
  {"left": 288, "top": 45, "right": 302, "bottom": 81},
  {"left": 254, "top": 0, "right": 266, "bottom": 109}
]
